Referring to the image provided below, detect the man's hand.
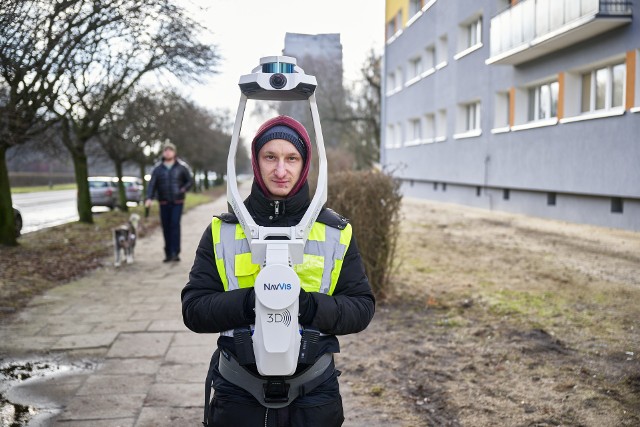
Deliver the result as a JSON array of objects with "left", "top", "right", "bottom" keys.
[{"left": 144, "top": 199, "right": 152, "bottom": 208}]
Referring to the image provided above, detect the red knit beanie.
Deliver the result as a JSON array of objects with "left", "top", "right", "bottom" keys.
[{"left": 251, "top": 115, "right": 312, "bottom": 198}]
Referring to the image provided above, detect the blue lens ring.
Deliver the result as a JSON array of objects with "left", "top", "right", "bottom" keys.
[{"left": 262, "top": 62, "right": 295, "bottom": 74}]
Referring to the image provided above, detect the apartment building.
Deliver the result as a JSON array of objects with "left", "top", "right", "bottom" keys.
[{"left": 381, "top": 0, "right": 639, "bottom": 231}]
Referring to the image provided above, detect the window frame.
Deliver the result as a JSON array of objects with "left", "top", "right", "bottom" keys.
[
  {"left": 465, "top": 101, "right": 481, "bottom": 131},
  {"left": 527, "top": 81, "right": 559, "bottom": 122},
  {"left": 581, "top": 62, "right": 626, "bottom": 114},
  {"left": 409, "top": 0, "right": 423, "bottom": 17}
]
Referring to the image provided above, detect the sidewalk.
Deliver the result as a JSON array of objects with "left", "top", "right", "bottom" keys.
[
  {"left": 0, "top": 189, "right": 366, "bottom": 427},
  {"left": 0, "top": 193, "right": 225, "bottom": 426}
]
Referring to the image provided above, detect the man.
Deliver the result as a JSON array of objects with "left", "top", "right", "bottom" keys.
[
  {"left": 145, "top": 142, "right": 193, "bottom": 262},
  {"left": 182, "top": 115, "right": 375, "bottom": 426}
]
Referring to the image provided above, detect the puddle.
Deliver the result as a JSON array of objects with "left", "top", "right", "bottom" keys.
[{"left": 0, "top": 357, "right": 97, "bottom": 427}]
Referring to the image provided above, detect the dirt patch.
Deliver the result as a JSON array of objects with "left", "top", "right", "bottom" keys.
[{"left": 339, "top": 198, "right": 640, "bottom": 426}]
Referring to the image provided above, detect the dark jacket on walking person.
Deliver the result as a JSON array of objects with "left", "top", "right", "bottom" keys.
[
  {"left": 146, "top": 142, "right": 193, "bottom": 262},
  {"left": 181, "top": 115, "right": 375, "bottom": 426}
]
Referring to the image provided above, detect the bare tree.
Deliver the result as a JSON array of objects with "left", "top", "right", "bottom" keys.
[
  {"left": 343, "top": 49, "right": 381, "bottom": 170},
  {"left": 96, "top": 95, "right": 150, "bottom": 211},
  {"left": 52, "top": 0, "right": 219, "bottom": 223},
  {"left": 0, "top": 0, "right": 127, "bottom": 245},
  {"left": 152, "top": 93, "right": 233, "bottom": 190}
]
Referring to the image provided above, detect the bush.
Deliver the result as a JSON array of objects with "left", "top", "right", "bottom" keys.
[{"left": 327, "top": 170, "right": 402, "bottom": 299}]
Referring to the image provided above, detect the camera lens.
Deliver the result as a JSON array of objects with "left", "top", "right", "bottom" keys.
[{"left": 269, "top": 73, "right": 287, "bottom": 89}]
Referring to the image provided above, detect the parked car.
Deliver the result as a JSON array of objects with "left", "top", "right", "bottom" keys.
[
  {"left": 13, "top": 205, "right": 22, "bottom": 237},
  {"left": 88, "top": 176, "right": 118, "bottom": 209},
  {"left": 118, "top": 176, "right": 144, "bottom": 204}
]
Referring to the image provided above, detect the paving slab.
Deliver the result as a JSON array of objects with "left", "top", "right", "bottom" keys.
[
  {"left": 55, "top": 418, "right": 135, "bottom": 427},
  {"left": 51, "top": 332, "right": 119, "bottom": 351},
  {"left": 59, "top": 394, "right": 146, "bottom": 420},
  {"left": 164, "top": 345, "right": 213, "bottom": 365},
  {"left": 144, "top": 383, "right": 202, "bottom": 407},
  {"left": 76, "top": 374, "right": 155, "bottom": 396},
  {"left": 105, "top": 332, "right": 174, "bottom": 358},
  {"left": 134, "top": 407, "right": 202, "bottom": 427},
  {"left": 156, "top": 363, "right": 204, "bottom": 383}
]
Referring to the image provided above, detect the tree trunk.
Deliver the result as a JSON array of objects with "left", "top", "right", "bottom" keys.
[
  {"left": 0, "top": 145, "right": 18, "bottom": 246},
  {"left": 192, "top": 168, "right": 199, "bottom": 193},
  {"left": 115, "top": 160, "right": 128, "bottom": 212},
  {"left": 203, "top": 170, "right": 210, "bottom": 190},
  {"left": 71, "top": 148, "right": 93, "bottom": 224},
  {"left": 139, "top": 162, "right": 147, "bottom": 198}
]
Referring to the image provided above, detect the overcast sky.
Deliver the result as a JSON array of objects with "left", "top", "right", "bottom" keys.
[{"left": 173, "top": 0, "right": 385, "bottom": 136}]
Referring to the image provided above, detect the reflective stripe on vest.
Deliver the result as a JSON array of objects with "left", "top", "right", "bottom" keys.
[{"left": 211, "top": 218, "right": 352, "bottom": 296}]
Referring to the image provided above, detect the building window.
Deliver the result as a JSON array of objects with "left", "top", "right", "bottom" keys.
[
  {"left": 387, "top": 11, "right": 402, "bottom": 39},
  {"left": 611, "top": 197, "right": 624, "bottom": 214},
  {"left": 425, "top": 45, "right": 436, "bottom": 71},
  {"left": 503, "top": 189, "right": 510, "bottom": 200},
  {"left": 476, "top": 186, "right": 482, "bottom": 197},
  {"left": 465, "top": 17, "right": 482, "bottom": 49},
  {"left": 409, "top": 0, "right": 423, "bottom": 17},
  {"left": 395, "top": 122, "right": 403, "bottom": 148},
  {"left": 386, "top": 19, "right": 395, "bottom": 40},
  {"left": 547, "top": 192, "right": 556, "bottom": 206},
  {"left": 581, "top": 63, "right": 625, "bottom": 113},
  {"left": 436, "top": 109, "right": 447, "bottom": 139},
  {"left": 442, "top": 183, "right": 447, "bottom": 192},
  {"left": 528, "top": 81, "right": 558, "bottom": 121},
  {"left": 494, "top": 90, "right": 511, "bottom": 128},
  {"left": 433, "top": 182, "right": 438, "bottom": 190},
  {"left": 395, "top": 66, "right": 403, "bottom": 90},
  {"left": 386, "top": 124, "right": 395, "bottom": 148},
  {"left": 465, "top": 102, "right": 481, "bottom": 131},
  {"left": 409, "top": 118, "right": 422, "bottom": 143},
  {"left": 409, "top": 55, "right": 423, "bottom": 80},
  {"left": 437, "top": 34, "right": 448, "bottom": 67},
  {"left": 387, "top": 71, "right": 396, "bottom": 94},
  {"left": 424, "top": 113, "right": 436, "bottom": 141}
]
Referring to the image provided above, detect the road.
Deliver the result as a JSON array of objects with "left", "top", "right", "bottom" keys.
[{"left": 13, "top": 190, "right": 79, "bottom": 234}]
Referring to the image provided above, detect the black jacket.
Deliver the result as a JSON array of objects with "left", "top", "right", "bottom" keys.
[
  {"left": 182, "top": 181, "right": 375, "bottom": 349},
  {"left": 146, "top": 158, "right": 193, "bottom": 203}
]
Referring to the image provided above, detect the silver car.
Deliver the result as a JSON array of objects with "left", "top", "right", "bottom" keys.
[
  {"left": 119, "top": 176, "right": 144, "bottom": 204},
  {"left": 88, "top": 176, "right": 118, "bottom": 209}
]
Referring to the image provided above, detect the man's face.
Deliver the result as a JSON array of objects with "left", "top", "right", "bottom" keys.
[
  {"left": 163, "top": 147, "right": 176, "bottom": 161},
  {"left": 258, "top": 138, "right": 303, "bottom": 199}
]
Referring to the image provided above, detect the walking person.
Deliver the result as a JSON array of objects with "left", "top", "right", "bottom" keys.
[
  {"left": 182, "top": 115, "right": 375, "bottom": 426},
  {"left": 145, "top": 142, "right": 193, "bottom": 262}
]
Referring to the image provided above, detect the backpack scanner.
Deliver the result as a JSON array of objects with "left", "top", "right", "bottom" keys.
[{"left": 226, "top": 56, "right": 327, "bottom": 376}]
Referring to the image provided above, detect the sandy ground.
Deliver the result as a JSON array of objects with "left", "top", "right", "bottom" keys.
[{"left": 338, "top": 197, "right": 640, "bottom": 426}]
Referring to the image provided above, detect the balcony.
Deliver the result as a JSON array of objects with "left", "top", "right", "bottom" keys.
[{"left": 487, "top": 0, "right": 632, "bottom": 65}]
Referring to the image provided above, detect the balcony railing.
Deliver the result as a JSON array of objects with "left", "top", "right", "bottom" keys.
[{"left": 488, "top": 0, "right": 632, "bottom": 65}]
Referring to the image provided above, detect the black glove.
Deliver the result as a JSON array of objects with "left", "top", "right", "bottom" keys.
[
  {"left": 298, "top": 288, "right": 317, "bottom": 325},
  {"left": 243, "top": 288, "right": 256, "bottom": 322}
]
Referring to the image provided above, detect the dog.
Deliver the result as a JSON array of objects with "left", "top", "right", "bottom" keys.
[{"left": 114, "top": 213, "right": 141, "bottom": 267}]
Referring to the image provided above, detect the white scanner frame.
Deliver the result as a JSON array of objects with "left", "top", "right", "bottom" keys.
[
  {"left": 226, "top": 56, "right": 328, "bottom": 268},
  {"left": 226, "top": 56, "right": 328, "bottom": 376}
]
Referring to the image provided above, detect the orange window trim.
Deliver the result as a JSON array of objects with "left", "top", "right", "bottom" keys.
[
  {"left": 626, "top": 50, "right": 636, "bottom": 110},
  {"left": 557, "top": 72, "right": 565, "bottom": 120}
]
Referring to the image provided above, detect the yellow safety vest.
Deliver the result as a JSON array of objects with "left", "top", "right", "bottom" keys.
[{"left": 211, "top": 218, "right": 352, "bottom": 296}]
